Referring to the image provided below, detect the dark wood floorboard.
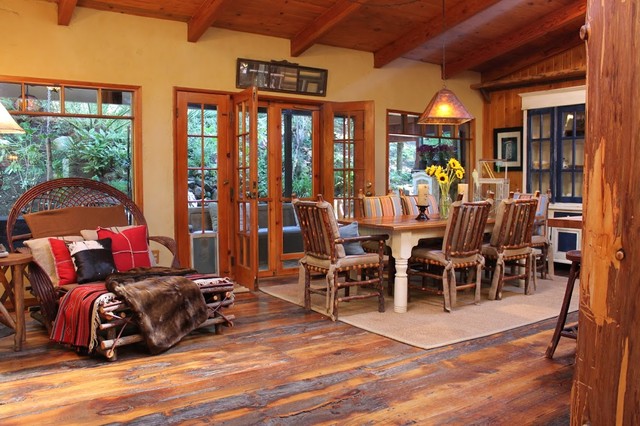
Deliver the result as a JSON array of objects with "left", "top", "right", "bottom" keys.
[{"left": 0, "top": 277, "right": 577, "bottom": 425}]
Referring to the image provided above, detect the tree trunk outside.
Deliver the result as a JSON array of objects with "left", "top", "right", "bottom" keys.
[{"left": 572, "top": 1, "right": 640, "bottom": 424}]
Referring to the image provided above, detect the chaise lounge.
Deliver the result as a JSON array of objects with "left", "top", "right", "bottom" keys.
[{"left": 6, "top": 177, "right": 235, "bottom": 360}]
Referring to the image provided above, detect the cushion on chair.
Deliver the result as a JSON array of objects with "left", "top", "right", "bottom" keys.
[
  {"left": 338, "top": 222, "right": 366, "bottom": 255},
  {"left": 481, "top": 244, "right": 531, "bottom": 259},
  {"left": 49, "top": 238, "right": 79, "bottom": 285},
  {"left": 362, "top": 195, "right": 403, "bottom": 217},
  {"left": 97, "top": 225, "right": 151, "bottom": 271},
  {"left": 24, "top": 236, "right": 84, "bottom": 286},
  {"left": 68, "top": 239, "right": 117, "bottom": 284},
  {"left": 24, "top": 205, "right": 129, "bottom": 238}
]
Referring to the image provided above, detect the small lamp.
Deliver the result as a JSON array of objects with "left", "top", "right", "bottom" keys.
[
  {"left": 418, "top": 0, "right": 473, "bottom": 126},
  {"left": 0, "top": 103, "right": 25, "bottom": 134}
]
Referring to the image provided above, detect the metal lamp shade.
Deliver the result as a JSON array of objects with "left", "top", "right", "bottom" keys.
[{"left": 417, "top": 88, "right": 474, "bottom": 125}]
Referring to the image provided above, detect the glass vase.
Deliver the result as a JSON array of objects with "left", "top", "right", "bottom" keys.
[{"left": 439, "top": 193, "right": 452, "bottom": 220}]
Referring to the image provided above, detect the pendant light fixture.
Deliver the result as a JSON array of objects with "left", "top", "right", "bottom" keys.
[{"left": 418, "top": 0, "right": 473, "bottom": 125}]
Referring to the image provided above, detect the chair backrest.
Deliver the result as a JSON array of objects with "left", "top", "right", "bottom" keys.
[
  {"left": 441, "top": 200, "right": 491, "bottom": 258},
  {"left": 357, "top": 189, "right": 404, "bottom": 218},
  {"left": 514, "top": 189, "right": 551, "bottom": 236},
  {"left": 489, "top": 198, "right": 539, "bottom": 250},
  {"left": 293, "top": 195, "right": 346, "bottom": 260},
  {"left": 6, "top": 177, "right": 146, "bottom": 251},
  {"left": 399, "top": 189, "right": 439, "bottom": 217}
]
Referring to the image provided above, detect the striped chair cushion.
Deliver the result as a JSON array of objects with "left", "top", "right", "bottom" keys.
[
  {"left": 401, "top": 194, "right": 439, "bottom": 216},
  {"left": 362, "top": 195, "right": 404, "bottom": 217}
]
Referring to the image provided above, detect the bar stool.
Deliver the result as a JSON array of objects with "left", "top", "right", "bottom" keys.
[{"left": 545, "top": 250, "right": 580, "bottom": 359}]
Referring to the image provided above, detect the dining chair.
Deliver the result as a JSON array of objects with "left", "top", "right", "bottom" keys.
[
  {"left": 407, "top": 197, "right": 492, "bottom": 312},
  {"left": 399, "top": 188, "right": 440, "bottom": 219},
  {"left": 293, "top": 195, "right": 389, "bottom": 321},
  {"left": 357, "top": 189, "right": 404, "bottom": 295},
  {"left": 482, "top": 196, "right": 539, "bottom": 300},
  {"left": 514, "top": 189, "right": 552, "bottom": 279}
]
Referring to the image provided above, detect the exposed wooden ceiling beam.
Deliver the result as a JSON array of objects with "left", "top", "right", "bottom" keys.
[
  {"left": 373, "top": 0, "right": 502, "bottom": 69},
  {"left": 444, "top": 1, "right": 586, "bottom": 79},
  {"left": 187, "top": 0, "right": 230, "bottom": 43},
  {"left": 472, "top": 67, "right": 586, "bottom": 102},
  {"left": 57, "top": 0, "right": 78, "bottom": 26},
  {"left": 481, "top": 33, "right": 584, "bottom": 82},
  {"left": 291, "top": 0, "right": 367, "bottom": 57}
]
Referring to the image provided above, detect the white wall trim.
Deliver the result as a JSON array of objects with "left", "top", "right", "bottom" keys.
[{"left": 519, "top": 86, "right": 586, "bottom": 110}]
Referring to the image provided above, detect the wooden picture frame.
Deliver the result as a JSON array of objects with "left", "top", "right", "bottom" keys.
[
  {"left": 236, "top": 58, "right": 328, "bottom": 96},
  {"left": 493, "top": 127, "right": 523, "bottom": 171}
]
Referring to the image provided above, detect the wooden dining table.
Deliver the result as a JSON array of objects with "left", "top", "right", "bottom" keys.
[{"left": 345, "top": 215, "right": 494, "bottom": 313}]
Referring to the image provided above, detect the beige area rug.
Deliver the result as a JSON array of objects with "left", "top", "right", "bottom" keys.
[{"left": 261, "top": 276, "right": 578, "bottom": 350}]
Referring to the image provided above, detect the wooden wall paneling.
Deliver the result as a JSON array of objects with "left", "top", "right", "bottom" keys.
[{"left": 480, "top": 44, "right": 586, "bottom": 192}]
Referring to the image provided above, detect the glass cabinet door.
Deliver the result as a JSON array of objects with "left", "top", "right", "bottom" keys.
[
  {"left": 527, "top": 108, "right": 553, "bottom": 195},
  {"left": 526, "top": 103, "right": 584, "bottom": 203},
  {"left": 557, "top": 104, "right": 585, "bottom": 203}
]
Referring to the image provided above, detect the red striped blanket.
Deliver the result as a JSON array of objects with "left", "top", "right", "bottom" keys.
[{"left": 50, "top": 283, "right": 109, "bottom": 351}]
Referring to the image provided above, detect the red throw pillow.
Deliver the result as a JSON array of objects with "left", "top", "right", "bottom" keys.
[
  {"left": 49, "top": 238, "right": 77, "bottom": 285},
  {"left": 97, "top": 225, "right": 151, "bottom": 272}
]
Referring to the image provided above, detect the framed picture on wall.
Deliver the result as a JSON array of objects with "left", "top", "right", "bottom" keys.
[{"left": 493, "top": 127, "right": 523, "bottom": 171}]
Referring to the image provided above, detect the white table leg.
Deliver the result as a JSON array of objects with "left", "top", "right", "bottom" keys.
[{"left": 393, "top": 257, "right": 408, "bottom": 313}]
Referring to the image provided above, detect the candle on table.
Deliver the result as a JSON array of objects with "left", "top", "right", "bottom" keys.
[
  {"left": 417, "top": 184, "right": 429, "bottom": 206},
  {"left": 458, "top": 183, "right": 469, "bottom": 202}
]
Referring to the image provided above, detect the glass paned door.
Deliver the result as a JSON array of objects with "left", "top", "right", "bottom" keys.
[
  {"left": 186, "top": 103, "right": 219, "bottom": 274},
  {"left": 233, "top": 87, "right": 259, "bottom": 289},
  {"left": 175, "top": 91, "right": 230, "bottom": 276},
  {"left": 323, "top": 101, "right": 374, "bottom": 219}
]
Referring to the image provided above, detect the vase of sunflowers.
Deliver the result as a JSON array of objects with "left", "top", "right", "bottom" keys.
[{"left": 425, "top": 158, "right": 465, "bottom": 219}]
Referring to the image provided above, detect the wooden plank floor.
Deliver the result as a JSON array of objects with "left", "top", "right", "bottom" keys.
[{"left": 0, "top": 281, "right": 577, "bottom": 425}]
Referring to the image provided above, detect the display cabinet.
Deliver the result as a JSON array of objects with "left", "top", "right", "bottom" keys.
[
  {"left": 521, "top": 86, "right": 585, "bottom": 265},
  {"left": 527, "top": 104, "right": 585, "bottom": 202}
]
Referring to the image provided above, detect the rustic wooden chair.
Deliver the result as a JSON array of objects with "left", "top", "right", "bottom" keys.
[
  {"left": 399, "top": 188, "right": 440, "bottom": 219},
  {"left": 293, "top": 195, "right": 388, "bottom": 321},
  {"left": 514, "top": 189, "right": 552, "bottom": 278},
  {"left": 356, "top": 189, "right": 403, "bottom": 295},
  {"left": 6, "top": 177, "right": 234, "bottom": 360},
  {"left": 407, "top": 197, "right": 491, "bottom": 312},
  {"left": 482, "top": 195, "right": 539, "bottom": 300}
]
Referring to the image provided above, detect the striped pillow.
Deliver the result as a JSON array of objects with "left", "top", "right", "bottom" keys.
[{"left": 362, "top": 195, "right": 403, "bottom": 217}]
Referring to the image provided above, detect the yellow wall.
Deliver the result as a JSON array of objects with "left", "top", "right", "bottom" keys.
[{"left": 0, "top": 0, "right": 483, "bottom": 251}]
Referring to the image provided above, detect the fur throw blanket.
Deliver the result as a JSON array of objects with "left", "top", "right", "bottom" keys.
[{"left": 105, "top": 267, "right": 208, "bottom": 354}]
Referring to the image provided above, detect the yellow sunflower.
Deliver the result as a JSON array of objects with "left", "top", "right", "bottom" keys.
[{"left": 436, "top": 170, "right": 449, "bottom": 184}]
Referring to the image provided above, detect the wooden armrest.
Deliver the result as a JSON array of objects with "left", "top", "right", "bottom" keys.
[{"left": 148, "top": 235, "right": 180, "bottom": 268}]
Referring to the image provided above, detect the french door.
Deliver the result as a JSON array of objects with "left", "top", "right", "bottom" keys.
[
  {"left": 233, "top": 87, "right": 259, "bottom": 288},
  {"left": 174, "top": 91, "right": 232, "bottom": 277},
  {"left": 175, "top": 90, "right": 373, "bottom": 287}
]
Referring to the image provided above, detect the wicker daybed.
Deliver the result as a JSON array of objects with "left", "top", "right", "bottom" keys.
[{"left": 6, "top": 177, "right": 234, "bottom": 360}]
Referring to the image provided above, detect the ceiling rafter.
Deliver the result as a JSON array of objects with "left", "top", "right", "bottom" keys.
[
  {"left": 373, "top": 0, "right": 502, "bottom": 69},
  {"left": 187, "top": 0, "right": 230, "bottom": 43},
  {"left": 444, "top": 1, "right": 586, "bottom": 79},
  {"left": 57, "top": 0, "right": 78, "bottom": 26},
  {"left": 291, "top": 0, "right": 367, "bottom": 57}
]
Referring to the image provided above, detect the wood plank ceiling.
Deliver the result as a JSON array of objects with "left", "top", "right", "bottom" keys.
[{"left": 52, "top": 0, "right": 586, "bottom": 83}]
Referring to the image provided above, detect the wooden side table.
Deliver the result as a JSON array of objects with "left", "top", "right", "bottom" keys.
[{"left": 0, "top": 253, "right": 33, "bottom": 351}]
